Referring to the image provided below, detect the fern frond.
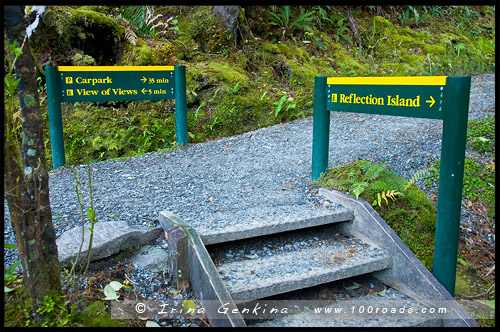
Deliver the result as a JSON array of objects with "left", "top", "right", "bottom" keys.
[
  {"left": 361, "top": 161, "right": 386, "bottom": 181},
  {"left": 379, "top": 171, "right": 406, "bottom": 192},
  {"left": 370, "top": 179, "right": 389, "bottom": 193},
  {"left": 351, "top": 181, "right": 369, "bottom": 199},
  {"left": 125, "top": 28, "right": 137, "bottom": 46},
  {"left": 386, "top": 189, "right": 402, "bottom": 201},
  {"left": 404, "top": 168, "right": 430, "bottom": 191},
  {"left": 372, "top": 190, "right": 402, "bottom": 208}
]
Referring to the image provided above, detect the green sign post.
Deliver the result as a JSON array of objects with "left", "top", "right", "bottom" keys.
[
  {"left": 45, "top": 65, "right": 187, "bottom": 169},
  {"left": 312, "top": 76, "right": 471, "bottom": 296}
]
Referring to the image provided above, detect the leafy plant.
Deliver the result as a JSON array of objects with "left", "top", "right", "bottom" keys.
[
  {"left": 467, "top": 115, "right": 495, "bottom": 155},
  {"left": 4, "top": 259, "right": 22, "bottom": 293},
  {"left": 227, "top": 81, "right": 241, "bottom": 95},
  {"left": 183, "top": 299, "right": 197, "bottom": 315},
  {"left": 64, "top": 155, "right": 98, "bottom": 304},
  {"left": 118, "top": 6, "right": 170, "bottom": 38},
  {"left": 374, "top": 190, "right": 402, "bottom": 208},
  {"left": 269, "top": 95, "right": 296, "bottom": 118},
  {"left": 426, "top": 158, "right": 495, "bottom": 210},
  {"left": 312, "top": 6, "right": 332, "bottom": 30},
  {"left": 268, "top": 6, "right": 315, "bottom": 38},
  {"left": 4, "top": 39, "right": 24, "bottom": 173},
  {"left": 454, "top": 43, "right": 466, "bottom": 57},
  {"left": 36, "top": 294, "right": 73, "bottom": 327},
  {"left": 103, "top": 281, "right": 123, "bottom": 301}
]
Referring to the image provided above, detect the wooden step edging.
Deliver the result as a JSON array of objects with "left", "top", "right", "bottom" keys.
[
  {"left": 318, "top": 188, "right": 479, "bottom": 328},
  {"left": 159, "top": 210, "right": 247, "bottom": 327}
]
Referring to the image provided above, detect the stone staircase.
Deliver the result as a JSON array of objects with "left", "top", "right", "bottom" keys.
[
  {"left": 159, "top": 188, "right": 478, "bottom": 327},
  {"left": 209, "top": 223, "right": 391, "bottom": 304}
]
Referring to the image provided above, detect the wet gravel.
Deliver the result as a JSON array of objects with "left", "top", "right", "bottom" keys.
[{"left": 3, "top": 73, "right": 495, "bottom": 326}]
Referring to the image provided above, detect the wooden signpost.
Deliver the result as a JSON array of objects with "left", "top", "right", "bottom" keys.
[
  {"left": 312, "top": 75, "right": 471, "bottom": 296},
  {"left": 45, "top": 65, "right": 187, "bottom": 169}
]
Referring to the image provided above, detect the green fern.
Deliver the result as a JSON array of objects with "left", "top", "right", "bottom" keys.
[
  {"left": 370, "top": 179, "right": 390, "bottom": 193},
  {"left": 351, "top": 181, "right": 369, "bottom": 199},
  {"left": 404, "top": 168, "right": 430, "bottom": 191},
  {"left": 120, "top": 6, "right": 147, "bottom": 34},
  {"left": 119, "top": 6, "right": 167, "bottom": 37},
  {"left": 314, "top": 160, "right": 437, "bottom": 272},
  {"left": 360, "top": 161, "right": 385, "bottom": 181}
]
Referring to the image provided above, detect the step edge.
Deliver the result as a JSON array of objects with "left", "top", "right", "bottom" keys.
[
  {"left": 230, "top": 255, "right": 391, "bottom": 302},
  {"left": 202, "top": 208, "right": 354, "bottom": 245}
]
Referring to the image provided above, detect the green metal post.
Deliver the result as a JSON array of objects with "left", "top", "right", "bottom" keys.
[
  {"left": 311, "top": 76, "right": 330, "bottom": 181},
  {"left": 432, "top": 76, "right": 471, "bottom": 296},
  {"left": 45, "top": 66, "right": 66, "bottom": 169},
  {"left": 174, "top": 65, "right": 188, "bottom": 145}
]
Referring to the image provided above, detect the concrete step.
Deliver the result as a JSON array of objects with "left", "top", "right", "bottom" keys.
[
  {"left": 198, "top": 206, "right": 353, "bottom": 245},
  {"left": 211, "top": 231, "right": 390, "bottom": 302},
  {"left": 246, "top": 275, "right": 444, "bottom": 327}
]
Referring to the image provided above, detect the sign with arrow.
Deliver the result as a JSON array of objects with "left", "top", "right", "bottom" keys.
[
  {"left": 57, "top": 66, "right": 175, "bottom": 102},
  {"left": 326, "top": 76, "right": 447, "bottom": 119},
  {"left": 313, "top": 74, "right": 472, "bottom": 297},
  {"left": 45, "top": 65, "right": 188, "bottom": 170}
]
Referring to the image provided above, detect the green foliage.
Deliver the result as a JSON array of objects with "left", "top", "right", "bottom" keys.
[
  {"left": 75, "top": 301, "right": 125, "bottom": 327},
  {"left": 270, "top": 94, "right": 296, "bottom": 118},
  {"left": 314, "top": 160, "right": 437, "bottom": 269},
  {"left": 36, "top": 5, "right": 494, "bottom": 170},
  {"left": 119, "top": 6, "right": 155, "bottom": 37},
  {"left": 36, "top": 294, "right": 73, "bottom": 327},
  {"left": 467, "top": 115, "right": 495, "bottom": 155},
  {"left": 426, "top": 158, "right": 495, "bottom": 211},
  {"left": 4, "top": 39, "right": 24, "bottom": 172},
  {"left": 4, "top": 259, "right": 21, "bottom": 292},
  {"left": 60, "top": 100, "right": 177, "bottom": 166},
  {"left": 268, "top": 6, "right": 315, "bottom": 38},
  {"left": 425, "top": 115, "right": 495, "bottom": 221},
  {"left": 103, "top": 281, "right": 123, "bottom": 301}
]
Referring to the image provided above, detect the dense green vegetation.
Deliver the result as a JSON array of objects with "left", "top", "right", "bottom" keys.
[{"left": 21, "top": 5, "right": 494, "bottom": 167}]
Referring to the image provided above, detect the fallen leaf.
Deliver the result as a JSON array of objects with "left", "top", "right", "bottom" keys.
[
  {"left": 344, "top": 282, "right": 361, "bottom": 290},
  {"left": 183, "top": 299, "right": 197, "bottom": 315},
  {"left": 377, "top": 286, "right": 387, "bottom": 297}
]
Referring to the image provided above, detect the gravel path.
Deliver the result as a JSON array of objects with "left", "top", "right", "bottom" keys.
[{"left": 3, "top": 73, "right": 495, "bottom": 271}]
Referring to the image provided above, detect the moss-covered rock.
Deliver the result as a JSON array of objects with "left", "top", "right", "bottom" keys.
[
  {"left": 176, "top": 6, "right": 231, "bottom": 60},
  {"left": 30, "top": 6, "right": 126, "bottom": 71},
  {"left": 120, "top": 38, "right": 176, "bottom": 66}
]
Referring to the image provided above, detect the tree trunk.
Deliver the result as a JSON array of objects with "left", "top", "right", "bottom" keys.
[{"left": 4, "top": 5, "right": 62, "bottom": 315}]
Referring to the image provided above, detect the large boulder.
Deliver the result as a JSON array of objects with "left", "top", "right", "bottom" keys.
[{"left": 57, "top": 221, "right": 162, "bottom": 266}]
